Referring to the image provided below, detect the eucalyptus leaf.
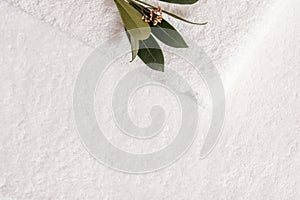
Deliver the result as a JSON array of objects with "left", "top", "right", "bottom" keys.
[
  {"left": 138, "top": 35, "right": 165, "bottom": 71},
  {"left": 130, "top": 37, "right": 139, "bottom": 61},
  {"left": 128, "top": 0, "right": 142, "bottom": 12},
  {"left": 114, "top": 0, "right": 150, "bottom": 40},
  {"left": 151, "top": 19, "right": 188, "bottom": 48},
  {"left": 159, "top": 0, "right": 198, "bottom": 4},
  {"left": 125, "top": 29, "right": 140, "bottom": 61}
]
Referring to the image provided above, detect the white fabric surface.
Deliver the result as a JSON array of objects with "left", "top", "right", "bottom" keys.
[{"left": 0, "top": 0, "right": 299, "bottom": 199}]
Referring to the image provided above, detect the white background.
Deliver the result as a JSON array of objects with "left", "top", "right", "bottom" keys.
[{"left": 0, "top": 0, "right": 300, "bottom": 199}]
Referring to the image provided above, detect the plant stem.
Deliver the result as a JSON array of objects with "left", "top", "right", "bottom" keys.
[
  {"left": 133, "top": 0, "right": 207, "bottom": 25},
  {"left": 128, "top": 0, "right": 150, "bottom": 15}
]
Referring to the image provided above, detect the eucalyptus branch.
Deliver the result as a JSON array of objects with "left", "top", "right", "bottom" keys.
[{"left": 114, "top": 0, "right": 207, "bottom": 71}]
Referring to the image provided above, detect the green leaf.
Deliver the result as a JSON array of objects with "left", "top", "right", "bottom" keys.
[
  {"left": 114, "top": 0, "right": 151, "bottom": 40},
  {"left": 128, "top": 0, "right": 143, "bottom": 13},
  {"left": 130, "top": 36, "right": 139, "bottom": 61},
  {"left": 151, "top": 19, "right": 188, "bottom": 48},
  {"left": 125, "top": 29, "right": 140, "bottom": 61},
  {"left": 159, "top": 0, "right": 198, "bottom": 4},
  {"left": 138, "top": 35, "right": 165, "bottom": 71}
]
